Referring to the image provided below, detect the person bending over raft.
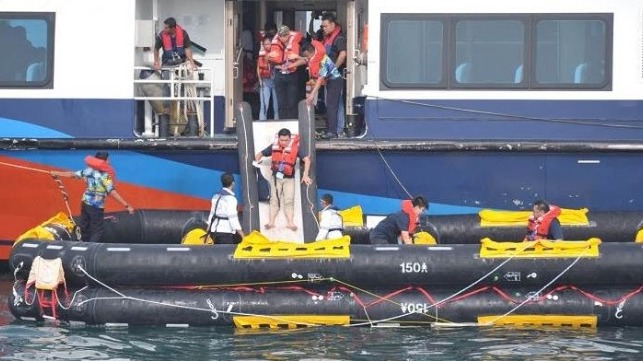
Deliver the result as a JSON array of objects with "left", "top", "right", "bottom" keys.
[
  {"left": 369, "top": 196, "right": 428, "bottom": 245},
  {"left": 524, "top": 199, "right": 563, "bottom": 241}
]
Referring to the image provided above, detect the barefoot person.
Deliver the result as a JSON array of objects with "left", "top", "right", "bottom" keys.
[
  {"left": 50, "top": 152, "right": 135, "bottom": 242},
  {"left": 254, "top": 128, "right": 312, "bottom": 231}
]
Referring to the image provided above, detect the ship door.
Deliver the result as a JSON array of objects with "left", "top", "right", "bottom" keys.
[
  {"left": 345, "top": 0, "right": 368, "bottom": 135},
  {"left": 225, "top": 0, "right": 243, "bottom": 130}
]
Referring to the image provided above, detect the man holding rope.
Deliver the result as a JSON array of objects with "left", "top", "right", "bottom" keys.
[{"left": 50, "top": 152, "right": 134, "bottom": 242}]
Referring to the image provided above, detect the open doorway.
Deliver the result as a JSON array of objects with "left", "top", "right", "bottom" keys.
[{"left": 226, "top": 0, "right": 367, "bottom": 137}]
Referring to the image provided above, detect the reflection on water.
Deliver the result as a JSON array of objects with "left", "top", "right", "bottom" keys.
[{"left": 0, "top": 276, "right": 643, "bottom": 360}]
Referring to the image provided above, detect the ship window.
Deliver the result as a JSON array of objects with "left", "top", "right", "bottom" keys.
[
  {"left": 534, "top": 19, "right": 607, "bottom": 87},
  {"left": 0, "top": 13, "right": 55, "bottom": 89},
  {"left": 382, "top": 18, "right": 445, "bottom": 87},
  {"left": 454, "top": 20, "right": 525, "bottom": 85}
]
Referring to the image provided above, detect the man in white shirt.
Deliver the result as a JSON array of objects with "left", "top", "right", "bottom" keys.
[
  {"left": 316, "top": 194, "right": 344, "bottom": 240},
  {"left": 207, "top": 173, "right": 245, "bottom": 244}
]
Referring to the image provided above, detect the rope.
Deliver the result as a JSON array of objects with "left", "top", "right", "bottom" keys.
[
  {"left": 368, "top": 95, "right": 643, "bottom": 130},
  {"left": 174, "top": 64, "right": 204, "bottom": 136},
  {"left": 304, "top": 103, "right": 319, "bottom": 229}
]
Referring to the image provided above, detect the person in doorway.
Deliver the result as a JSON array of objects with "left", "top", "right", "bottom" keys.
[
  {"left": 369, "top": 196, "right": 428, "bottom": 245},
  {"left": 257, "top": 35, "right": 279, "bottom": 120},
  {"left": 524, "top": 200, "right": 563, "bottom": 241},
  {"left": 254, "top": 128, "right": 312, "bottom": 231},
  {"left": 321, "top": 13, "right": 347, "bottom": 137},
  {"left": 316, "top": 193, "right": 344, "bottom": 240},
  {"left": 50, "top": 152, "right": 135, "bottom": 243},
  {"left": 299, "top": 41, "right": 343, "bottom": 139},
  {"left": 266, "top": 25, "right": 306, "bottom": 119},
  {"left": 206, "top": 172, "right": 245, "bottom": 244}
]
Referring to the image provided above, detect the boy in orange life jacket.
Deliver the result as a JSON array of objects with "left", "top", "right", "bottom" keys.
[
  {"left": 254, "top": 128, "right": 312, "bottom": 231},
  {"left": 525, "top": 200, "right": 564, "bottom": 241},
  {"left": 257, "top": 36, "right": 279, "bottom": 120}
]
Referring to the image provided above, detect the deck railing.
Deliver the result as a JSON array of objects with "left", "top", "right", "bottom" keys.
[{"left": 133, "top": 65, "right": 217, "bottom": 138}]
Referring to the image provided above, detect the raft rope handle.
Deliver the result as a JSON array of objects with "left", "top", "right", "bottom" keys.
[
  {"left": 480, "top": 244, "right": 590, "bottom": 327},
  {"left": 73, "top": 265, "right": 324, "bottom": 327},
  {"left": 0, "top": 161, "right": 77, "bottom": 225}
]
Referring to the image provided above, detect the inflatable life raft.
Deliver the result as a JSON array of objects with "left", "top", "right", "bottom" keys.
[{"left": 8, "top": 209, "right": 643, "bottom": 328}]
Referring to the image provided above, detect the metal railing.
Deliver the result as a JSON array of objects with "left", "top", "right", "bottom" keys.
[{"left": 133, "top": 65, "right": 216, "bottom": 138}]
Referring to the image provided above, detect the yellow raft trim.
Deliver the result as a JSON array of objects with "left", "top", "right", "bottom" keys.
[
  {"left": 181, "top": 228, "right": 213, "bottom": 245},
  {"left": 635, "top": 229, "right": 643, "bottom": 243},
  {"left": 413, "top": 231, "right": 437, "bottom": 245},
  {"left": 233, "top": 231, "right": 350, "bottom": 259},
  {"left": 14, "top": 212, "right": 75, "bottom": 246},
  {"left": 478, "top": 208, "right": 589, "bottom": 227},
  {"left": 233, "top": 315, "right": 349, "bottom": 329},
  {"left": 478, "top": 315, "right": 597, "bottom": 328},
  {"left": 479, "top": 238, "right": 601, "bottom": 259}
]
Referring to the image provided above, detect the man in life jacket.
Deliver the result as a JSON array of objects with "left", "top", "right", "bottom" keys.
[
  {"left": 524, "top": 200, "right": 564, "bottom": 241},
  {"left": 153, "top": 17, "right": 196, "bottom": 70},
  {"left": 299, "top": 41, "right": 343, "bottom": 139},
  {"left": 266, "top": 25, "right": 306, "bottom": 119},
  {"left": 369, "top": 196, "right": 428, "bottom": 245},
  {"left": 316, "top": 194, "right": 343, "bottom": 240},
  {"left": 254, "top": 128, "right": 312, "bottom": 231},
  {"left": 151, "top": 17, "right": 197, "bottom": 137},
  {"left": 206, "top": 172, "right": 245, "bottom": 244},
  {"left": 50, "top": 152, "right": 135, "bottom": 242},
  {"left": 321, "top": 13, "right": 347, "bottom": 137}
]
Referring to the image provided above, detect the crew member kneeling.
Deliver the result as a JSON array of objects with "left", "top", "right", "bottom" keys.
[
  {"left": 369, "top": 196, "right": 428, "bottom": 245},
  {"left": 207, "top": 172, "right": 245, "bottom": 244}
]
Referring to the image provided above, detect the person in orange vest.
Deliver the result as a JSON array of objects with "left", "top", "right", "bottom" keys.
[
  {"left": 321, "top": 13, "right": 347, "bottom": 137},
  {"left": 524, "top": 200, "right": 564, "bottom": 241},
  {"left": 266, "top": 25, "right": 306, "bottom": 119},
  {"left": 254, "top": 128, "right": 312, "bottom": 231},
  {"left": 369, "top": 196, "right": 428, "bottom": 244},
  {"left": 257, "top": 35, "right": 279, "bottom": 120},
  {"left": 300, "top": 41, "right": 343, "bottom": 139},
  {"left": 50, "top": 152, "right": 135, "bottom": 242},
  {"left": 152, "top": 17, "right": 197, "bottom": 137}
]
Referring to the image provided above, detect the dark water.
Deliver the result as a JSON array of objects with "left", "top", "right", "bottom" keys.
[{"left": 1, "top": 277, "right": 643, "bottom": 360}]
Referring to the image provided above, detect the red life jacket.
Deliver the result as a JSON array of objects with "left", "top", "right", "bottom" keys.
[
  {"left": 306, "top": 40, "right": 327, "bottom": 81},
  {"left": 401, "top": 200, "right": 418, "bottom": 234},
  {"left": 84, "top": 155, "right": 115, "bottom": 182},
  {"left": 268, "top": 31, "right": 302, "bottom": 74},
  {"left": 257, "top": 54, "right": 272, "bottom": 79},
  {"left": 160, "top": 25, "right": 185, "bottom": 51},
  {"left": 322, "top": 25, "right": 342, "bottom": 61},
  {"left": 271, "top": 135, "right": 300, "bottom": 176},
  {"left": 526, "top": 205, "right": 561, "bottom": 240}
]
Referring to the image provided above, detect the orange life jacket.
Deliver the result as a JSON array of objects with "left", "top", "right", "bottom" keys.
[
  {"left": 271, "top": 135, "right": 300, "bottom": 176},
  {"left": 322, "top": 25, "right": 342, "bottom": 62},
  {"left": 306, "top": 40, "right": 327, "bottom": 81},
  {"left": 257, "top": 54, "right": 272, "bottom": 79},
  {"left": 401, "top": 200, "right": 418, "bottom": 234},
  {"left": 159, "top": 25, "right": 185, "bottom": 63},
  {"left": 268, "top": 31, "right": 303, "bottom": 74},
  {"left": 525, "top": 205, "right": 561, "bottom": 241},
  {"left": 84, "top": 155, "right": 115, "bottom": 181}
]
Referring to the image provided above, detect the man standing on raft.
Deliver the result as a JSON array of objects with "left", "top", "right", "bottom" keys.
[
  {"left": 254, "top": 128, "right": 312, "bottom": 231},
  {"left": 51, "top": 151, "right": 134, "bottom": 242}
]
